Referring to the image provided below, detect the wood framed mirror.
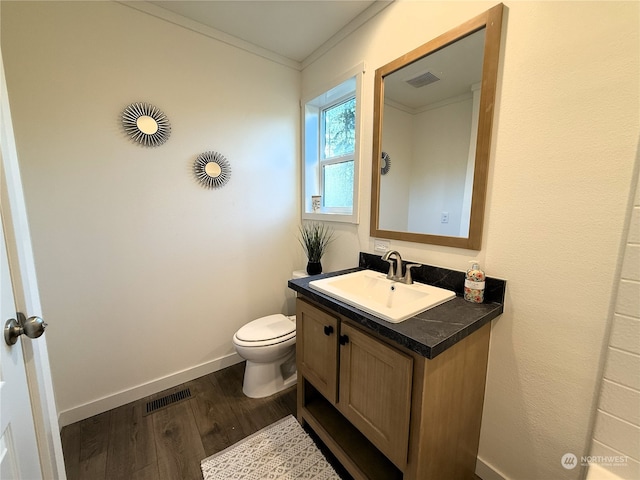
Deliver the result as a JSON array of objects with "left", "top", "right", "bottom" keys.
[{"left": 370, "top": 4, "right": 504, "bottom": 250}]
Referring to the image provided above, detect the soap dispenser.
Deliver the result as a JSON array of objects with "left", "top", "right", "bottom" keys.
[{"left": 464, "top": 261, "right": 485, "bottom": 303}]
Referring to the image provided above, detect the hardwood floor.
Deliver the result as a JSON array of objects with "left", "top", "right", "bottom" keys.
[
  {"left": 61, "top": 362, "right": 482, "bottom": 480},
  {"left": 61, "top": 362, "right": 300, "bottom": 480}
]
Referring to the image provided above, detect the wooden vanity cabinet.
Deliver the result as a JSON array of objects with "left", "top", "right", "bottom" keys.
[
  {"left": 296, "top": 297, "right": 492, "bottom": 480},
  {"left": 296, "top": 299, "right": 339, "bottom": 402},
  {"left": 296, "top": 298, "right": 412, "bottom": 469},
  {"left": 337, "top": 323, "right": 413, "bottom": 470}
]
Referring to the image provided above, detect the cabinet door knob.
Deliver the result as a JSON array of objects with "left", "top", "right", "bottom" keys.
[
  {"left": 339, "top": 334, "right": 349, "bottom": 345},
  {"left": 324, "top": 325, "right": 334, "bottom": 336}
]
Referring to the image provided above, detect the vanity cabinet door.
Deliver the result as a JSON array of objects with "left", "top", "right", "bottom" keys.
[
  {"left": 337, "top": 323, "right": 413, "bottom": 470},
  {"left": 296, "top": 299, "right": 339, "bottom": 403}
]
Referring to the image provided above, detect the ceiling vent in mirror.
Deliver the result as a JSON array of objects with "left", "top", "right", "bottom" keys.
[{"left": 406, "top": 71, "right": 440, "bottom": 88}]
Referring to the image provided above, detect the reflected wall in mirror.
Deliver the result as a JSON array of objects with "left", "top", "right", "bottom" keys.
[{"left": 371, "top": 4, "right": 504, "bottom": 250}]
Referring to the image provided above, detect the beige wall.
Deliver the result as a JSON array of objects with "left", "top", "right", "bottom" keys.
[
  {"left": 1, "top": 1, "right": 301, "bottom": 424},
  {"left": 303, "top": 1, "right": 639, "bottom": 479}
]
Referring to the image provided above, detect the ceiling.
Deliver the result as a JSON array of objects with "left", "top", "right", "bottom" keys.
[{"left": 146, "top": 1, "right": 384, "bottom": 63}]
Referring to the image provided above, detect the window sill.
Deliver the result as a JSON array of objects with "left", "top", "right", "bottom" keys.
[{"left": 302, "top": 211, "right": 359, "bottom": 224}]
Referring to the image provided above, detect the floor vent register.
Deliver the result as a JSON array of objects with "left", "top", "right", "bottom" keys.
[{"left": 144, "top": 387, "right": 192, "bottom": 415}]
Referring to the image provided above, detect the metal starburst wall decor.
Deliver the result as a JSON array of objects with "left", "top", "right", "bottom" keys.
[
  {"left": 194, "top": 151, "right": 231, "bottom": 189},
  {"left": 381, "top": 151, "right": 391, "bottom": 175},
  {"left": 122, "top": 102, "right": 171, "bottom": 147}
]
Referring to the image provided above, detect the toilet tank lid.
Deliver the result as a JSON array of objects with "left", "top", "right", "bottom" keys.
[{"left": 236, "top": 314, "right": 295, "bottom": 342}]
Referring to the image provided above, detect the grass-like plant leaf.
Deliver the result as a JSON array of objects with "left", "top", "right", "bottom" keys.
[{"left": 298, "top": 222, "right": 334, "bottom": 263}]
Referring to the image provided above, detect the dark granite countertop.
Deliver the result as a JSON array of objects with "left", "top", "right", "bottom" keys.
[{"left": 287, "top": 252, "right": 506, "bottom": 359}]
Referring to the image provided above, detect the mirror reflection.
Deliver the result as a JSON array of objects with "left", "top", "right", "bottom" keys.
[
  {"left": 205, "top": 162, "right": 222, "bottom": 177},
  {"left": 380, "top": 29, "right": 484, "bottom": 238},
  {"left": 371, "top": 4, "right": 504, "bottom": 250},
  {"left": 136, "top": 115, "right": 159, "bottom": 135}
]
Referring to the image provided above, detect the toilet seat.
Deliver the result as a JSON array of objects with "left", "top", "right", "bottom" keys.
[{"left": 233, "top": 314, "right": 295, "bottom": 347}]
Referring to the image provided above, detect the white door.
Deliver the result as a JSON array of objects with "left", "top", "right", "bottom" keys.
[
  {"left": 0, "top": 213, "right": 42, "bottom": 479},
  {"left": 0, "top": 41, "right": 66, "bottom": 479}
]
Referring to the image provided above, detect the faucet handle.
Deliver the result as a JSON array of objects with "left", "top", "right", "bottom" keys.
[{"left": 403, "top": 263, "right": 421, "bottom": 284}]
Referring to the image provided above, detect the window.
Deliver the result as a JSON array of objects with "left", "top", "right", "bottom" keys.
[
  {"left": 322, "top": 96, "right": 355, "bottom": 210},
  {"left": 302, "top": 64, "right": 363, "bottom": 223}
]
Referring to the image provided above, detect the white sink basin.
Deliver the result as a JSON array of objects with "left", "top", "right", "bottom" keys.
[{"left": 309, "top": 269, "right": 456, "bottom": 323}]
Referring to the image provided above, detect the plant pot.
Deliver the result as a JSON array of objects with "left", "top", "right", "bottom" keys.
[{"left": 306, "top": 261, "right": 322, "bottom": 275}]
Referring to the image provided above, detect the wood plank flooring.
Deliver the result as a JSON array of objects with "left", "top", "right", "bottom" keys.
[
  {"left": 61, "top": 362, "right": 482, "bottom": 480},
  {"left": 61, "top": 362, "right": 303, "bottom": 480}
]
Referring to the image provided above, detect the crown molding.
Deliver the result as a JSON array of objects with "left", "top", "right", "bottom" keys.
[
  {"left": 117, "top": 1, "right": 301, "bottom": 70},
  {"left": 302, "top": 1, "right": 393, "bottom": 69},
  {"left": 118, "top": 1, "right": 393, "bottom": 72}
]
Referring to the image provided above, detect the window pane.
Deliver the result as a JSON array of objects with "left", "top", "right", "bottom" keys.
[
  {"left": 323, "top": 161, "right": 354, "bottom": 208},
  {"left": 323, "top": 98, "right": 355, "bottom": 158}
]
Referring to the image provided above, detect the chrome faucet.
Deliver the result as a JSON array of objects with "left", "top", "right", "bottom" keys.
[
  {"left": 381, "top": 250, "right": 421, "bottom": 284},
  {"left": 382, "top": 250, "right": 402, "bottom": 280}
]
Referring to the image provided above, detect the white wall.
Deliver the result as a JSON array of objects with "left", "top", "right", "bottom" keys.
[
  {"left": 587, "top": 170, "right": 640, "bottom": 480},
  {"left": 303, "top": 1, "right": 639, "bottom": 479},
  {"left": 1, "top": 1, "right": 301, "bottom": 424}
]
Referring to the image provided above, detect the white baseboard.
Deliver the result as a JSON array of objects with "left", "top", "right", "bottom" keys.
[
  {"left": 57, "top": 352, "right": 243, "bottom": 427},
  {"left": 476, "top": 456, "right": 508, "bottom": 480}
]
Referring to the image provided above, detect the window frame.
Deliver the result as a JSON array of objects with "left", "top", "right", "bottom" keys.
[{"left": 301, "top": 63, "right": 364, "bottom": 223}]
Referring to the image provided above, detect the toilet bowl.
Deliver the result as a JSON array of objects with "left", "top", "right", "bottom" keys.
[{"left": 232, "top": 313, "right": 297, "bottom": 398}]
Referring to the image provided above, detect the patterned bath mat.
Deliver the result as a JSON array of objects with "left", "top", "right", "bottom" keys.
[{"left": 201, "top": 415, "right": 340, "bottom": 480}]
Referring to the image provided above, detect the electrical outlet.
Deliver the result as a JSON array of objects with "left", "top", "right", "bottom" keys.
[
  {"left": 441, "top": 212, "right": 449, "bottom": 223},
  {"left": 374, "top": 239, "right": 390, "bottom": 252}
]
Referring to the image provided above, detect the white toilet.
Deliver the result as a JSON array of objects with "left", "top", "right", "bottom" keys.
[
  {"left": 232, "top": 271, "right": 306, "bottom": 398},
  {"left": 233, "top": 313, "right": 297, "bottom": 398}
]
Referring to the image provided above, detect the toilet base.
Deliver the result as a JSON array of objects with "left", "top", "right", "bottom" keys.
[{"left": 242, "top": 354, "right": 297, "bottom": 398}]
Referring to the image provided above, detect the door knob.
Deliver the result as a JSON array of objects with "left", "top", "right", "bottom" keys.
[
  {"left": 339, "top": 334, "right": 349, "bottom": 345},
  {"left": 4, "top": 312, "right": 47, "bottom": 346},
  {"left": 324, "top": 325, "right": 334, "bottom": 336}
]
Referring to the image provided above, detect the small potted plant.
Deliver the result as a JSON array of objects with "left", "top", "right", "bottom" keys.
[{"left": 298, "top": 222, "right": 334, "bottom": 275}]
